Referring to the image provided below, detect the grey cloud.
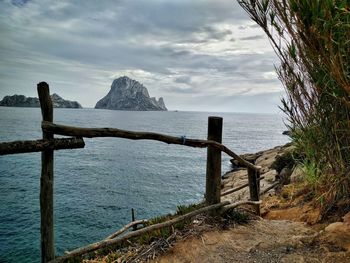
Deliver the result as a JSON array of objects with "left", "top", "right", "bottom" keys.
[
  {"left": 249, "top": 24, "right": 260, "bottom": 28},
  {"left": 200, "top": 26, "right": 232, "bottom": 40},
  {"left": 11, "top": 0, "right": 29, "bottom": 6},
  {"left": 174, "top": 76, "right": 192, "bottom": 84},
  {"left": 163, "top": 86, "right": 198, "bottom": 94},
  {"left": 0, "top": 0, "right": 283, "bottom": 112},
  {"left": 240, "top": 35, "right": 265, "bottom": 41}
]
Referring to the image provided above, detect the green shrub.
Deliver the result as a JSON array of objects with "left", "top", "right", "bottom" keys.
[
  {"left": 271, "top": 151, "right": 297, "bottom": 173},
  {"left": 222, "top": 209, "right": 250, "bottom": 224},
  {"left": 238, "top": 0, "right": 350, "bottom": 213}
]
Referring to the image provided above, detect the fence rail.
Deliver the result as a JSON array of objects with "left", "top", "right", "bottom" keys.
[
  {"left": 0, "top": 138, "right": 85, "bottom": 155},
  {"left": 1, "top": 82, "right": 261, "bottom": 263},
  {"left": 41, "top": 121, "right": 260, "bottom": 171}
]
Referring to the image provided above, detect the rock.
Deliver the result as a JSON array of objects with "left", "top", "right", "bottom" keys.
[
  {"left": 290, "top": 166, "right": 305, "bottom": 183},
  {"left": 278, "top": 167, "right": 292, "bottom": 185},
  {"left": 256, "top": 150, "right": 278, "bottom": 174},
  {"left": 282, "top": 130, "right": 291, "bottom": 136},
  {"left": 271, "top": 152, "right": 295, "bottom": 174},
  {"left": 323, "top": 215, "right": 350, "bottom": 252},
  {"left": 0, "top": 94, "right": 38, "bottom": 107},
  {"left": 50, "top": 93, "right": 82, "bottom": 108},
  {"left": 221, "top": 169, "right": 249, "bottom": 197},
  {"left": 230, "top": 153, "right": 262, "bottom": 167},
  {"left": 95, "top": 76, "right": 167, "bottom": 111},
  {"left": 157, "top": 97, "right": 167, "bottom": 111},
  {"left": 223, "top": 144, "right": 297, "bottom": 202},
  {"left": 0, "top": 94, "right": 82, "bottom": 108},
  {"left": 230, "top": 159, "right": 239, "bottom": 166},
  {"left": 263, "top": 169, "right": 278, "bottom": 183},
  {"left": 281, "top": 255, "right": 306, "bottom": 263},
  {"left": 265, "top": 204, "right": 321, "bottom": 225},
  {"left": 222, "top": 171, "right": 232, "bottom": 179},
  {"left": 240, "top": 153, "right": 261, "bottom": 163},
  {"left": 325, "top": 222, "right": 347, "bottom": 233},
  {"left": 343, "top": 212, "right": 350, "bottom": 225}
]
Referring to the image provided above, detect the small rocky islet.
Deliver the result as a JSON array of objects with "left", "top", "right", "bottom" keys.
[
  {"left": 95, "top": 76, "right": 167, "bottom": 111},
  {"left": 0, "top": 93, "right": 82, "bottom": 108}
]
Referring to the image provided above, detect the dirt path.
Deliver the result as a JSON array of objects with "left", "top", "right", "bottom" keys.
[{"left": 152, "top": 219, "right": 350, "bottom": 263}]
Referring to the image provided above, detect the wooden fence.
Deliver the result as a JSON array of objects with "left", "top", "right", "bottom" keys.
[{"left": 0, "top": 82, "right": 261, "bottom": 263}]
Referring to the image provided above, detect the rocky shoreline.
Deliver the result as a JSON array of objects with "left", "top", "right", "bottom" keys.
[{"left": 221, "top": 143, "right": 297, "bottom": 203}]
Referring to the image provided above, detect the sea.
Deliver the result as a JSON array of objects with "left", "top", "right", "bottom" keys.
[{"left": 0, "top": 107, "right": 289, "bottom": 262}]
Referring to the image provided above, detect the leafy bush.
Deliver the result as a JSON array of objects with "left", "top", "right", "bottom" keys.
[
  {"left": 271, "top": 151, "right": 297, "bottom": 173},
  {"left": 237, "top": 0, "right": 350, "bottom": 213}
]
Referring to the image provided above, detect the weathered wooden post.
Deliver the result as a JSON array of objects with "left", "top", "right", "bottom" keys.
[
  {"left": 131, "top": 208, "right": 137, "bottom": 231},
  {"left": 247, "top": 167, "right": 260, "bottom": 215},
  {"left": 205, "top": 116, "right": 223, "bottom": 205},
  {"left": 37, "top": 82, "right": 55, "bottom": 262}
]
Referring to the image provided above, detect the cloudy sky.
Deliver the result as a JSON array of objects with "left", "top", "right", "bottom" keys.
[{"left": 0, "top": 0, "right": 284, "bottom": 112}]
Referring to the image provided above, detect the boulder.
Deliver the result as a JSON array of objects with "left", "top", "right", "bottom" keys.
[
  {"left": 278, "top": 167, "right": 292, "bottom": 185},
  {"left": 290, "top": 166, "right": 305, "bottom": 183},
  {"left": 263, "top": 169, "right": 278, "bottom": 183}
]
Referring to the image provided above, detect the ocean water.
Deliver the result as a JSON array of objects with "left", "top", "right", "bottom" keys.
[{"left": 0, "top": 107, "right": 289, "bottom": 262}]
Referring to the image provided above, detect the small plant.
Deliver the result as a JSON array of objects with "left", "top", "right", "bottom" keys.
[
  {"left": 138, "top": 203, "right": 202, "bottom": 245},
  {"left": 176, "top": 203, "right": 204, "bottom": 215},
  {"left": 147, "top": 214, "right": 172, "bottom": 226},
  {"left": 271, "top": 151, "right": 297, "bottom": 173},
  {"left": 222, "top": 209, "right": 250, "bottom": 224},
  {"left": 302, "top": 161, "right": 319, "bottom": 186},
  {"left": 66, "top": 257, "right": 81, "bottom": 263},
  {"left": 104, "top": 251, "right": 123, "bottom": 263}
]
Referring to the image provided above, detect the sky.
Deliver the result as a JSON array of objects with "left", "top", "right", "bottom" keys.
[{"left": 0, "top": 0, "right": 285, "bottom": 113}]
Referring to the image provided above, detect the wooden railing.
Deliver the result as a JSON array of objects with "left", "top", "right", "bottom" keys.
[{"left": 0, "top": 82, "right": 261, "bottom": 263}]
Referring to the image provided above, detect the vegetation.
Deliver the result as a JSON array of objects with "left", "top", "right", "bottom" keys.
[
  {"left": 222, "top": 208, "right": 250, "bottom": 224},
  {"left": 85, "top": 203, "right": 250, "bottom": 262},
  {"left": 271, "top": 150, "right": 297, "bottom": 173},
  {"left": 237, "top": 0, "right": 350, "bottom": 213}
]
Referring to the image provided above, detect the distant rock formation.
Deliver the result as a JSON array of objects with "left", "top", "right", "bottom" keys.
[
  {"left": 95, "top": 76, "right": 167, "bottom": 111},
  {"left": 0, "top": 94, "right": 82, "bottom": 108},
  {"left": 50, "top": 94, "right": 82, "bottom": 108}
]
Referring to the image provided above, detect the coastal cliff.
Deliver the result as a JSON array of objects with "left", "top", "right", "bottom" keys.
[
  {"left": 95, "top": 76, "right": 167, "bottom": 111},
  {"left": 0, "top": 93, "right": 82, "bottom": 108}
]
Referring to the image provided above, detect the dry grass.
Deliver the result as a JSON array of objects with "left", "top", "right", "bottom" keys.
[{"left": 83, "top": 210, "right": 253, "bottom": 263}]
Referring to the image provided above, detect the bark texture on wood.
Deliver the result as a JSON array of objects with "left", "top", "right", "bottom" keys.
[
  {"left": 247, "top": 167, "right": 260, "bottom": 215},
  {"left": 105, "top": 220, "right": 148, "bottom": 240},
  {"left": 131, "top": 208, "right": 137, "bottom": 231},
  {"left": 42, "top": 121, "right": 260, "bottom": 171},
  {"left": 0, "top": 138, "right": 85, "bottom": 155},
  {"left": 38, "top": 83, "right": 53, "bottom": 136},
  {"left": 205, "top": 116, "right": 222, "bottom": 205},
  {"left": 38, "top": 82, "right": 55, "bottom": 263}
]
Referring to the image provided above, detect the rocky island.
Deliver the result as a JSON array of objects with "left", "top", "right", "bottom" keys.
[
  {"left": 0, "top": 93, "right": 82, "bottom": 108},
  {"left": 95, "top": 76, "right": 167, "bottom": 111}
]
